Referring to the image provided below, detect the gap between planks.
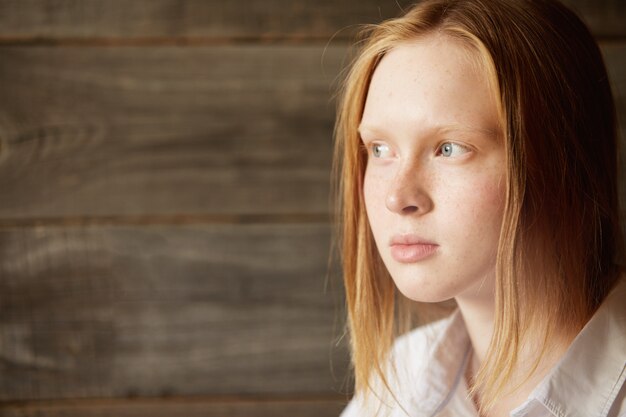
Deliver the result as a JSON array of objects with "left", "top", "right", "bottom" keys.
[
  {"left": 0, "top": 393, "right": 348, "bottom": 408},
  {"left": 0, "top": 35, "right": 622, "bottom": 47},
  {"left": 0, "top": 36, "right": 352, "bottom": 47},
  {"left": 0, "top": 213, "right": 332, "bottom": 229}
]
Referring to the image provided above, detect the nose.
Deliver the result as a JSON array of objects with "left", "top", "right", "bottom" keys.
[{"left": 385, "top": 163, "right": 433, "bottom": 215}]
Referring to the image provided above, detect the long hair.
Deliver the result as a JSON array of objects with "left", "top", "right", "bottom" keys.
[{"left": 333, "top": 0, "right": 622, "bottom": 412}]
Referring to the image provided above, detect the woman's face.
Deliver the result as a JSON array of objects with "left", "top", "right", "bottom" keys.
[{"left": 360, "top": 35, "right": 506, "bottom": 303}]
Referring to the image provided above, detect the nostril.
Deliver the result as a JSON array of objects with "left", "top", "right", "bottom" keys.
[{"left": 402, "top": 206, "right": 419, "bottom": 214}]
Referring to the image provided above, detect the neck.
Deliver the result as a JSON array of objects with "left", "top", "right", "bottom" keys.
[
  {"left": 454, "top": 273, "right": 497, "bottom": 369},
  {"left": 454, "top": 276, "right": 576, "bottom": 416},
  {"left": 456, "top": 292, "right": 495, "bottom": 368}
]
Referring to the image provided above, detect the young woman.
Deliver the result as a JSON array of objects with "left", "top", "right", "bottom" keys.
[{"left": 333, "top": 0, "right": 625, "bottom": 416}]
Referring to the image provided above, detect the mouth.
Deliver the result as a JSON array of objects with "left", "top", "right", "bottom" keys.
[{"left": 389, "top": 234, "right": 439, "bottom": 263}]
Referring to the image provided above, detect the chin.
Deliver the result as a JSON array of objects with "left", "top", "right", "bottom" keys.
[{"left": 391, "top": 273, "right": 458, "bottom": 304}]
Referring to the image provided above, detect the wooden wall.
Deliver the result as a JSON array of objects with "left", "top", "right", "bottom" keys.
[{"left": 0, "top": 1, "right": 624, "bottom": 416}]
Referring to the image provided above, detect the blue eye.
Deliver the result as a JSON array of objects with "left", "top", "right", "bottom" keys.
[
  {"left": 438, "top": 142, "right": 469, "bottom": 157},
  {"left": 372, "top": 143, "right": 391, "bottom": 158}
]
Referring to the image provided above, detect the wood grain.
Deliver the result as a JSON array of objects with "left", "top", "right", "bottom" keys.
[
  {"left": 0, "top": 0, "right": 412, "bottom": 42},
  {"left": 0, "top": 397, "right": 348, "bottom": 417},
  {"left": 0, "top": 1, "right": 622, "bottom": 416},
  {"left": 0, "top": 45, "right": 345, "bottom": 219},
  {"left": 1, "top": 44, "right": 625, "bottom": 221},
  {"left": 0, "top": 224, "right": 349, "bottom": 400},
  {"left": 0, "top": 0, "right": 622, "bottom": 42}
]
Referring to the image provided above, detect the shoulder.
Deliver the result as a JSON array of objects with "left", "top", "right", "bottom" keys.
[
  {"left": 387, "top": 312, "right": 456, "bottom": 375},
  {"left": 340, "top": 312, "right": 460, "bottom": 417},
  {"left": 392, "top": 312, "right": 457, "bottom": 358},
  {"left": 523, "top": 276, "right": 626, "bottom": 417}
]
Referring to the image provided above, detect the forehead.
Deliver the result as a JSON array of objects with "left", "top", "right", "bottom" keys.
[{"left": 360, "top": 35, "right": 500, "bottom": 137}]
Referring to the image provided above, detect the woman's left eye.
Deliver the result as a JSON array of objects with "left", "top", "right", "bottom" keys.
[
  {"left": 437, "top": 142, "right": 470, "bottom": 157},
  {"left": 371, "top": 143, "right": 392, "bottom": 158}
]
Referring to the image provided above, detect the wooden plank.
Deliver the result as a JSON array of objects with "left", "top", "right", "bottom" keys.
[
  {"left": 0, "top": 397, "right": 348, "bottom": 417},
  {"left": 561, "top": 0, "right": 626, "bottom": 38},
  {"left": 0, "top": 0, "right": 412, "bottom": 42},
  {"left": 1, "top": 43, "right": 625, "bottom": 221},
  {"left": 0, "top": 45, "right": 345, "bottom": 219},
  {"left": 0, "top": 224, "right": 350, "bottom": 400},
  {"left": 602, "top": 43, "right": 626, "bottom": 207},
  {"left": 0, "top": 0, "right": 622, "bottom": 42}
]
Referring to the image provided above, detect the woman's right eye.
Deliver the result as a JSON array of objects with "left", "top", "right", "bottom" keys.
[{"left": 371, "top": 143, "right": 392, "bottom": 158}]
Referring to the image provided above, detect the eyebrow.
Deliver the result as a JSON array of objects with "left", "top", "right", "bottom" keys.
[
  {"left": 357, "top": 123, "right": 501, "bottom": 139},
  {"left": 438, "top": 124, "right": 501, "bottom": 138}
]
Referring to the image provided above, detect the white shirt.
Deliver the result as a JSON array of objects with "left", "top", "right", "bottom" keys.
[{"left": 340, "top": 277, "right": 626, "bottom": 417}]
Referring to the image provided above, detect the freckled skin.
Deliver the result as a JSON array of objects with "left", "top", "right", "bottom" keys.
[{"left": 361, "top": 35, "right": 506, "bottom": 304}]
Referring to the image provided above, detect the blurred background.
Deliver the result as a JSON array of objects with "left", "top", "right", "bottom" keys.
[{"left": 0, "top": 1, "right": 624, "bottom": 416}]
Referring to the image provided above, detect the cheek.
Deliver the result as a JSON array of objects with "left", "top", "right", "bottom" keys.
[
  {"left": 445, "top": 172, "right": 505, "bottom": 237},
  {"left": 363, "top": 166, "right": 386, "bottom": 221},
  {"left": 474, "top": 174, "right": 506, "bottom": 220},
  {"left": 430, "top": 172, "right": 505, "bottom": 289}
]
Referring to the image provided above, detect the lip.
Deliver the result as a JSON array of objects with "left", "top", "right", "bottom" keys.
[{"left": 389, "top": 234, "right": 439, "bottom": 263}]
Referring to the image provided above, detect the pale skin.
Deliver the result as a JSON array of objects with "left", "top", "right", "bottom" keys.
[{"left": 359, "top": 34, "right": 572, "bottom": 416}]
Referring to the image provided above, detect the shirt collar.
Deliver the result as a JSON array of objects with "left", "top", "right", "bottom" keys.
[
  {"left": 511, "top": 276, "right": 626, "bottom": 417},
  {"left": 411, "top": 309, "right": 472, "bottom": 415}
]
